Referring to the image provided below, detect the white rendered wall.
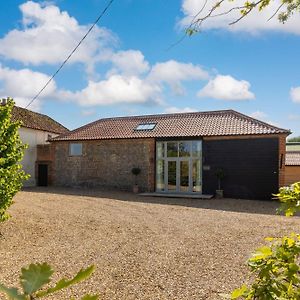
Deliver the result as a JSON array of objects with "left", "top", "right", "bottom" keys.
[{"left": 19, "top": 127, "right": 58, "bottom": 187}]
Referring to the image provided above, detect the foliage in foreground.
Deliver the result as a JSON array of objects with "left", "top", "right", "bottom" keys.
[
  {"left": 231, "top": 182, "right": 300, "bottom": 299},
  {"left": 0, "top": 97, "right": 29, "bottom": 222},
  {"left": 275, "top": 182, "right": 300, "bottom": 217},
  {"left": 231, "top": 234, "right": 300, "bottom": 299},
  {"left": 0, "top": 263, "right": 98, "bottom": 300}
]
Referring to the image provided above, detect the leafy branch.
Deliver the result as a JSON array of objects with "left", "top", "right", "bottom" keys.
[
  {"left": 231, "top": 182, "right": 300, "bottom": 299},
  {"left": 231, "top": 234, "right": 300, "bottom": 299},
  {"left": 186, "top": 0, "right": 300, "bottom": 36},
  {"left": 275, "top": 181, "right": 300, "bottom": 217},
  {"left": 0, "top": 263, "right": 98, "bottom": 300}
]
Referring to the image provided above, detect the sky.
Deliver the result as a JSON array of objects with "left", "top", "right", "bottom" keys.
[{"left": 0, "top": 0, "right": 299, "bottom": 136}]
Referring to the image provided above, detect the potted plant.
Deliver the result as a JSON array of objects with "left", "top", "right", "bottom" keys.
[
  {"left": 131, "top": 167, "right": 141, "bottom": 193},
  {"left": 215, "top": 168, "right": 225, "bottom": 198}
]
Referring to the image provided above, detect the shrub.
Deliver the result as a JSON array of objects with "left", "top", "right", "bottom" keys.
[
  {"left": 231, "top": 182, "right": 300, "bottom": 299},
  {"left": 275, "top": 182, "right": 300, "bottom": 217},
  {"left": 0, "top": 98, "right": 29, "bottom": 221},
  {"left": 131, "top": 167, "right": 141, "bottom": 176},
  {"left": 131, "top": 167, "right": 141, "bottom": 185},
  {"left": 231, "top": 234, "right": 300, "bottom": 299}
]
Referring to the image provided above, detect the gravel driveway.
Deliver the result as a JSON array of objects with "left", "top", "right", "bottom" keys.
[{"left": 0, "top": 187, "right": 299, "bottom": 299}]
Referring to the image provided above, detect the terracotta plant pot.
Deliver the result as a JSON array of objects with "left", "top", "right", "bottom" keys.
[
  {"left": 133, "top": 185, "right": 139, "bottom": 193},
  {"left": 215, "top": 189, "right": 223, "bottom": 198}
]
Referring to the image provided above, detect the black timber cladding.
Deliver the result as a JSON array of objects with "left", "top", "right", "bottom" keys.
[{"left": 202, "top": 137, "right": 279, "bottom": 199}]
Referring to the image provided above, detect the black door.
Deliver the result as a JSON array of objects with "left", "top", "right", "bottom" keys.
[{"left": 38, "top": 164, "right": 48, "bottom": 186}]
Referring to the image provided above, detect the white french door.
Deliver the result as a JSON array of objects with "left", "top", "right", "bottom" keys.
[{"left": 156, "top": 140, "right": 202, "bottom": 193}]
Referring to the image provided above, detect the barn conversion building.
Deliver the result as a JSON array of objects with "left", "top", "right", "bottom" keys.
[{"left": 51, "top": 110, "right": 290, "bottom": 199}]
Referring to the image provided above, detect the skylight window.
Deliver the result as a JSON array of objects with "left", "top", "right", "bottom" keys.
[{"left": 135, "top": 122, "right": 157, "bottom": 131}]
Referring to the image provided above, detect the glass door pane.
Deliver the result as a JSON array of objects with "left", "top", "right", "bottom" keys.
[
  {"left": 167, "top": 161, "right": 177, "bottom": 191},
  {"left": 180, "top": 160, "right": 189, "bottom": 192},
  {"left": 179, "top": 142, "right": 190, "bottom": 157},
  {"left": 167, "top": 142, "right": 178, "bottom": 157},
  {"left": 192, "top": 141, "right": 201, "bottom": 157},
  {"left": 156, "top": 160, "right": 165, "bottom": 191},
  {"left": 193, "top": 160, "right": 201, "bottom": 192}
]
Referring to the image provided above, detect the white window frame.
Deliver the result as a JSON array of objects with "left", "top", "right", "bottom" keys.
[{"left": 69, "top": 143, "right": 83, "bottom": 156}]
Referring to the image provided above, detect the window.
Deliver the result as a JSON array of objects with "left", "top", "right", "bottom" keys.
[
  {"left": 192, "top": 141, "right": 202, "bottom": 157},
  {"left": 179, "top": 142, "right": 190, "bottom": 157},
  {"left": 69, "top": 143, "right": 82, "bottom": 156},
  {"left": 135, "top": 122, "right": 156, "bottom": 131},
  {"left": 167, "top": 142, "right": 178, "bottom": 157}
]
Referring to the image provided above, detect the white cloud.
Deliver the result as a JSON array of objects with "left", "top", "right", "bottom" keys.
[
  {"left": 67, "top": 60, "right": 209, "bottom": 106},
  {"left": 181, "top": 0, "right": 300, "bottom": 35},
  {"left": 0, "top": 64, "right": 56, "bottom": 110},
  {"left": 249, "top": 110, "right": 281, "bottom": 127},
  {"left": 290, "top": 87, "right": 300, "bottom": 103},
  {"left": 81, "top": 109, "right": 96, "bottom": 117},
  {"left": 0, "top": 1, "right": 115, "bottom": 69},
  {"left": 57, "top": 74, "right": 162, "bottom": 106},
  {"left": 110, "top": 50, "right": 150, "bottom": 75},
  {"left": 56, "top": 59, "right": 210, "bottom": 107},
  {"left": 0, "top": 1, "right": 263, "bottom": 110},
  {"left": 148, "top": 60, "right": 209, "bottom": 95},
  {"left": 249, "top": 111, "right": 267, "bottom": 120},
  {"left": 265, "top": 120, "right": 282, "bottom": 127},
  {"left": 164, "top": 106, "right": 198, "bottom": 113},
  {"left": 197, "top": 75, "right": 255, "bottom": 100},
  {"left": 0, "top": 57, "right": 213, "bottom": 109}
]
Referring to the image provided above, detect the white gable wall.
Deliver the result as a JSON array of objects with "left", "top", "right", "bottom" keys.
[{"left": 19, "top": 127, "right": 59, "bottom": 187}]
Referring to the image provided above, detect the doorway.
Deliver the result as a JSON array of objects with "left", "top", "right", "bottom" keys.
[
  {"left": 156, "top": 140, "right": 202, "bottom": 193},
  {"left": 38, "top": 164, "right": 48, "bottom": 186}
]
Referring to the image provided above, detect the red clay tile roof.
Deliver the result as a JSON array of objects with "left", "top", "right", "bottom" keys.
[
  {"left": 51, "top": 109, "right": 290, "bottom": 141},
  {"left": 286, "top": 152, "right": 300, "bottom": 166},
  {"left": 12, "top": 106, "right": 68, "bottom": 134}
]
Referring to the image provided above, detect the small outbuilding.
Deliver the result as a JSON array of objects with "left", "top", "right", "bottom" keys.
[
  {"left": 51, "top": 110, "right": 290, "bottom": 199},
  {"left": 12, "top": 105, "right": 68, "bottom": 186},
  {"left": 285, "top": 142, "right": 300, "bottom": 185}
]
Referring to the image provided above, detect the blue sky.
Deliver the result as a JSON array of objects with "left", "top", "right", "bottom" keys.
[{"left": 0, "top": 0, "right": 299, "bottom": 136}]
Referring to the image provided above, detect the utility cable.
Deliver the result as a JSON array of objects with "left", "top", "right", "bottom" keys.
[{"left": 25, "top": 0, "right": 115, "bottom": 109}]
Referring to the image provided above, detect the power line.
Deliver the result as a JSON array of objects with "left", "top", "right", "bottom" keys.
[{"left": 25, "top": 0, "right": 115, "bottom": 109}]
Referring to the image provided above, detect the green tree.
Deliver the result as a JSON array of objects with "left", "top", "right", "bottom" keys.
[
  {"left": 0, "top": 97, "right": 29, "bottom": 222},
  {"left": 186, "top": 0, "right": 300, "bottom": 36},
  {"left": 288, "top": 136, "right": 300, "bottom": 142}
]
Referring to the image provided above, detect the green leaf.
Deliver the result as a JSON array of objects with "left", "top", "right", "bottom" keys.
[
  {"left": 20, "top": 263, "right": 54, "bottom": 295},
  {"left": 288, "top": 263, "right": 299, "bottom": 272},
  {"left": 231, "top": 285, "right": 248, "bottom": 299},
  {"left": 80, "top": 294, "right": 99, "bottom": 300},
  {"left": 250, "top": 246, "right": 272, "bottom": 261},
  {"left": 0, "top": 284, "right": 26, "bottom": 300},
  {"left": 36, "top": 265, "right": 95, "bottom": 298}
]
